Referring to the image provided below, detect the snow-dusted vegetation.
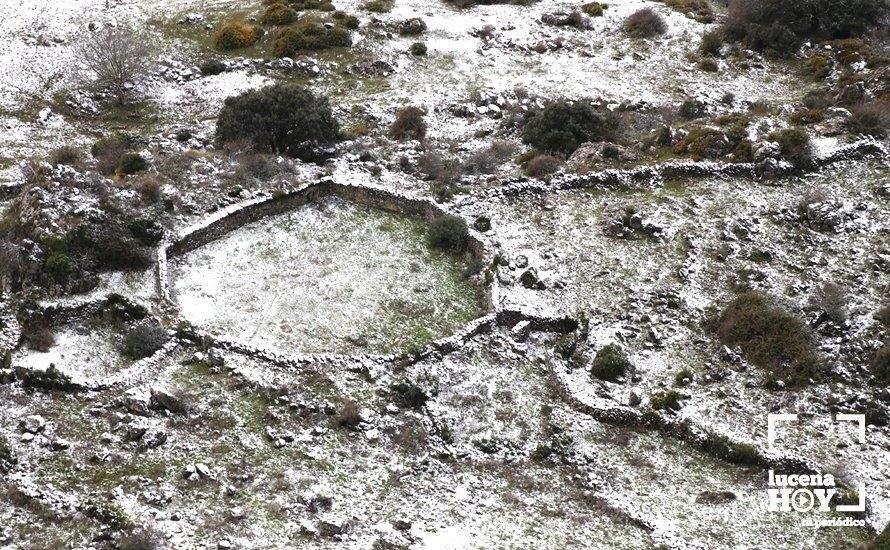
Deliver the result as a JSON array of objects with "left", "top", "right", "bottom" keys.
[{"left": 0, "top": 0, "right": 888, "bottom": 548}]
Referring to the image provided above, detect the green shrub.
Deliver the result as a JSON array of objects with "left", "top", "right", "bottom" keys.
[
  {"left": 0, "top": 435, "right": 14, "bottom": 473},
  {"left": 199, "top": 58, "right": 227, "bottom": 76},
  {"left": 624, "top": 8, "right": 667, "bottom": 38},
  {"left": 91, "top": 227, "right": 153, "bottom": 271},
  {"left": 272, "top": 17, "right": 352, "bottom": 56},
  {"left": 332, "top": 11, "right": 360, "bottom": 29},
  {"left": 712, "top": 292, "right": 822, "bottom": 385},
  {"left": 283, "top": 0, "right": 335, "bottom": 10},
  {"left": 789, "top": 108, "right": 824, "bottom": 125},
  {"left": 581, "top": 2, "right": 606, "bottom": 16},
  {"left": 127, "top": 218, "right": 164, "bottom": 246},
  {"left": 261, "top": 3, "right": 299, "bottom": 25},
  {"left": 678, "top": 98, "right": 705, "bottom": 119},
  {"left": 389, "top": 106, "right": 427, "bottom": 141},
  {"left": 806, "top": 53, "right": 832, "bottom": 79},
  {"left": 49, "top": 145, "right": 82, "bottom": 167},
  {"left": 701, "top": 433, "right": 760, "bottom": 465},
  {"left": 410, "top": 42, "right": 428, "bottom": 56},
  {"left": 674, "top": 367, "right": 694, "bottom": 385},
  {"left": 398, "top": 17, "right": 427, "bottom": 35},
  {"left": 700, "top": 29, "right": 724, "bottom": 56},
  {"left": 521, "top": 99, "right": 614, "bottom": 155},
  {"left": 45, "top": 252, "right": 78, "bottom": 283},
  {"left": 122, "top": 324, "right": 169, "bottom": 359},
  {"left": 698, "top": 58, "right": 719, "bottom": 72},
  {"left": 650, "top": 389, "right": 683, "bottom": 411},
  {"left": 769, "top": 128, "right": 813, "bottom": 167},
  {"left": 91, "top": 133, "right": 137, "bottom": 175},
  {"left": 115, "top": 153, "right": 148, "bottom": 176},
  {"left": 427, "top": 215, "right": 469, "bottom": 252},
  {"left": 213, "top": 20, "right": 262, "bottom": 51},
  {"left": 392, "top": 381, "right": 429, "bottom": 409},
  {"left": 215, "top": 84, "right": 341, "bottom": 159},
  {"left": 803, "top": 89, "right": 832, "bottom": 109},
  {"left": 590, "top": 344, "right": 631, "bottom": 382},
  {"left": 872, "top": 347, "right": 890, "bottom": 386}
]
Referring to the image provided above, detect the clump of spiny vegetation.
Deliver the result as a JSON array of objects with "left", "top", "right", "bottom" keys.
[
  {"left": 769, "top": 127, "right": 813, "bottom": 167},
  {"left": 624, "top": 8, "right": 667, "bottom": 38},
  {"left": 524, "top": 153, "right": 562, "bottom": 178},
  {"left": 427, "top": 215, "right": 470, "bottom": 252},
  {"left": 215, "top": 83, "right": 341, "bottom": 160},
  {"left": 261, "top": 3, "right": 300, "bottom": 25},
  {"left": 0, "top": 435, "right": 15, "bottom": 473},
  {"left": 91, "top": 133, "right": 139, "bottom": 175},
  {"left": 389, "top": 106, "right": 427, "bottom": 141},
  {"left": 723, "top": 0, "right": 889, "bottom": 57},
  {"left": 590, "top": 344, "right": 632, "bottom": 382},
  {"left": 213, "top": 20, "right": 262, "bottom": 51},
  {"left": 122, "top": 323, "right": 169, "bottom": 360},
  {"left": 673, "top": 116, "right": 754, "bottom": 162},
  {"left": 710, "top": 292, "right": 823, "bottom": 386},
  {"left": 49, "top": 145, "right": 83, "bottom": 168},
  {"left": 651, "top": 389, "right": 684, "bottom": 411},
  {"left": 521, "top": 99, "right": 615, "bottom": 156},
  {"left": 581, "top": 2, "right": 607, "bottom": 16},
  {"left": 272, "top": 16, "right": 352, "bottom": 56},
  {"left": 392, "top": 380, "right": 430, "bottom": 409}
]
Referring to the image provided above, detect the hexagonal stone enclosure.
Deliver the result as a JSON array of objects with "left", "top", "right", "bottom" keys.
[{"left": 169, "top": 196, "right": 486, "bottom": 355}]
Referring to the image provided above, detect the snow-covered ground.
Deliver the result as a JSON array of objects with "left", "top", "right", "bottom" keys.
[{"left": 0, "top": 0, "right": 887, "bottom": 547}]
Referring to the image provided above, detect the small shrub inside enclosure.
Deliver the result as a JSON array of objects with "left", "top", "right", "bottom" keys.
[
  {"left": 712, "top": 292, "right": 822, "bottom": 385},
  {"left": 521, "top": 99, "right": 614, "bottom": 155},
  {"left": 122, "top": 324, "right": 169, "bottom": 360},
  {"left": 427, "top": 215, "right": 469, "bottom": 253},
  {"left": 389, "top": 106, "right": 427, "bottom": 141},
  {"left": 590, "top": 344, "right": 632, "bottom": 382},
  {"left": 624, "top": 8, "right": 667, "bottom": 38},
  {"left": 213, "top": 20, "right": 262, "bottom": 51},
  {"left": 215, "top": 84, "right": 341, "bottom": 159}
]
